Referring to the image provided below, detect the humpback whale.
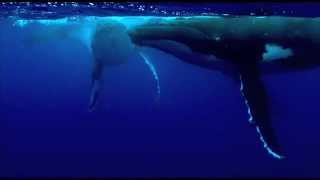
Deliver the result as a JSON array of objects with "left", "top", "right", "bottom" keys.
[
  {"left": 14, "top": 15, "right": 320, "bottom": 159},
  {"left": 126, "top": 16, "right": 320, "bottom": 159}
]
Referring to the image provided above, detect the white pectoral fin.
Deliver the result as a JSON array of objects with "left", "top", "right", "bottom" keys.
[{"left": 138, "top": 51, "right": 161, "bottom": 104}]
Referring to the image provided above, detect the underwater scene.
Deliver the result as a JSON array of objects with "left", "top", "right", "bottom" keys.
[{"left": 1, "top": 2, "right": 320, "bottom": 177}]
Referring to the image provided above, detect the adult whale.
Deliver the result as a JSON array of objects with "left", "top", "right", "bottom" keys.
[{"left": 127, "top": 16, "right": 320, "bottom": 159}]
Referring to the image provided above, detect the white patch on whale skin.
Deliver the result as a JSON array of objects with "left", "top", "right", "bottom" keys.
[{"left": 262, "top": 43, "right": 294, "bottom": 62}]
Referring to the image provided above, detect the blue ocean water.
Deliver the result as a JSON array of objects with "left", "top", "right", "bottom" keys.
[{"left": 1, "top": 2, "right": 320, "bottom": 177}]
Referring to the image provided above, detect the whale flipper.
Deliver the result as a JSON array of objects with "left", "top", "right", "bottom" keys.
[
  {"left": 238, "top": 65, "right": 285, "bottom": 159},
  {"left": 89, "top": 61, "right": 104, "bottom": 112},
  {"left": 139, "top": 52, "right": 161, "bottom": 104}
]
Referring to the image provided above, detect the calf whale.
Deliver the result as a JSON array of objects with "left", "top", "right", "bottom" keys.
[
  {"left": 89, "top": 21, "right": 136, "bottom": 111},
  {"left": 89, "top": 20, "right": 161, "bottom": 111},
  {"left": 15, "top": 18, "right": 161, "bottom": 111},
  {"left": 127, "top": 16, "right": 320, "bottom": 159}
]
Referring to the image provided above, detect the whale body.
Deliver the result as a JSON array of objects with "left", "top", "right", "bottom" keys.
[
  {"left": 127, "top": 16, "right": 320, "bottom": 159},
  {"left": 14, "top": 15, "right": 320, "bottom": 159}
]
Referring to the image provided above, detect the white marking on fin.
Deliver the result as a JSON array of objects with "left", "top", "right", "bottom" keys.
[
  {"left": 239, "top": 75, "right": 285, "bottom": 159},
  {"left": 239, "top": 75, "right": 254, "bottom": 124},
  {"left": 255, "top": 126, "right": 285, "bottom": 159},
  {"left": 139, "top": 52, "right": 161, "bottom": 103}
]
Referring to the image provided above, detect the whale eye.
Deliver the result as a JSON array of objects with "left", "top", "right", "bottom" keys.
[{"left": 262, "top": 43, "right": 294, "bottom": 62}]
